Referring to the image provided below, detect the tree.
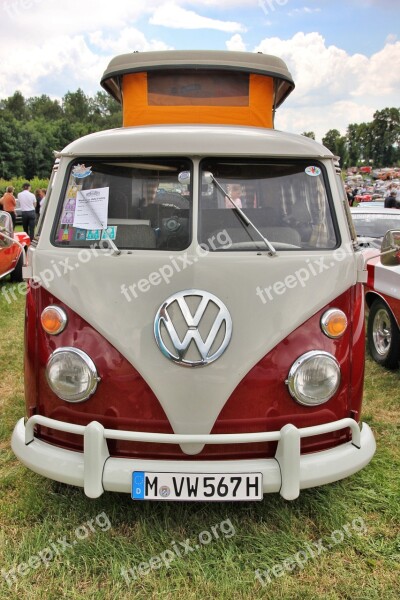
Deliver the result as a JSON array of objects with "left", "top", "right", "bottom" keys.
[
  {"left": 27, "top": 95, "right": 63, "bottom": 121},
  {"left": 301, "top": 131, "right": 315, "bottom": 140},
  {"left": 0, "top": 91, "right": 27, "bottom": 120},
  {"left": 0, "top": 116, "right": 25, "bottom": 178},
  {"left": 322, "top": 129, "right": 348, "bottom": 167},
  {"left": 369, "top": 108, "right": 400, "bottom": 167},
  {"left": 346, "top": 122, "right": 373, "bottom": 166},
  {"left": 62, "top": 89, "right": 91, "bottom": 122}
]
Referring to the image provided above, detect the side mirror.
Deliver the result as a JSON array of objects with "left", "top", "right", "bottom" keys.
[{"left": 381, "top": 230, "right": 400, "bottom": 266}]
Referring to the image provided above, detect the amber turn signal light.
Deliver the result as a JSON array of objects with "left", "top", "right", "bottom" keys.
[
  {"left": 41, "top": 306, "right": 68, "bottom": 335},
  {"left": 320, "top": 309, "right": 347, "bottom": 339}
]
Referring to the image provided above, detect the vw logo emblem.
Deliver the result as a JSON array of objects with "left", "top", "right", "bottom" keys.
[{"left": 154, "top": 290, "right": 232, "bottom": 367}]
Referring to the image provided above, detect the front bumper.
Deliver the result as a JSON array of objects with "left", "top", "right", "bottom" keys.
[{"left": 12, "top": 416, "right": 376, "bottom": 501}]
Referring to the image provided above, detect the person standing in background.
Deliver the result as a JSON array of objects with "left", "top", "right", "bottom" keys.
[
  {"left": 40, "top": 188, "right": 47, "bottom": 214},
  {"left": 34, "top": 188, "right": 44, "bottom": 223},
  {"left": 0, "top": 186, "right": 17, "bottom": 227},
  {"left": 18, "top": 183, "right": 36, "bottom": 240}
]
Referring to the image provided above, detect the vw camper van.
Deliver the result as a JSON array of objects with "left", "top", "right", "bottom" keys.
[{"left": 12, "top": 51, "right": 376, "bottom": 501}]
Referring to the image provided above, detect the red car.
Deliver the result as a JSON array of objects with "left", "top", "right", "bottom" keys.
[
  {"left": 365, "top": 231, "right": 400, "bottom": 368},
  {"left": 355, "top": 193, "right": 373, "bottom": 203},
  {"left": 0, "top": 211, "right": 30, "bottom": 282}
]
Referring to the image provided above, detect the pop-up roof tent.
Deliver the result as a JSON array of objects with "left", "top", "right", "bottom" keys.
[{"left": 101, "top": 50, "right": 295, "bottom": 129}]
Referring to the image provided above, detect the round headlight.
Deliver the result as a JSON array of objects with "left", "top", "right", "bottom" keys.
[
  {"left": 46, "top": 347, "right": 100, "bottom": 403},
  {"left": 286, "top": 351, "right": 340, "bottom": 406}
]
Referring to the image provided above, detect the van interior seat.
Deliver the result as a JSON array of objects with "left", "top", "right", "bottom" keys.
[
  {"left": 200, "top": 207, "right": 280, "bottom": 243},
  {"left": 114, "top": 224, "right": 157, "bottom": 248}
]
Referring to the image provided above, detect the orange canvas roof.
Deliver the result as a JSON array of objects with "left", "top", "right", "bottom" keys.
[{"left": 101, "top": 50, "right": 295, "bottom": 129}]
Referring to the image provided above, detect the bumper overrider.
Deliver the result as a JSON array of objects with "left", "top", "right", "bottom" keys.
[{"left": 12, "top": 416, "right": 376, "bottom": 501}]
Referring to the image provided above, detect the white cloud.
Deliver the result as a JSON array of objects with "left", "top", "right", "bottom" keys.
[
  {"left": 288, "top": 7, "right": 321, "bottom": 16},
  {"left": 0, "top": 28, "right": 173, "bottom": 99},
  {"left": 89, "top": 28, "right": 172, "bottom": 54},
  {"left": 385, "top": 33, "right": 397, "bottom": 44},
  {"left": 255, "top": 32, "right": 400, "bottom": 104},
  {"left": 149, "top": 1, "right": 245, "bottom": 31},
  {"left": 255, "top": 32, "right": 400, "bottom": 140},
  {"left": 226, "top": 34, "right": 247, "bottom": 51},
  {"left": 276, "top": 101, "right": 377, "bottom": 143},
  {"left": 0, "top": 34, "right": 105, "bottom": 98},
  {"left": 0, "top": 0, "right": 150, "bottom": 38}
]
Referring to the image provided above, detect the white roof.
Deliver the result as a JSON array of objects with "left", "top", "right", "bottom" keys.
[
  {"left": 101, "top": 50, "right": 295, "bottom": 109},
  {"left": 60, "top": 125, "right": 333, "bottom": 158}
]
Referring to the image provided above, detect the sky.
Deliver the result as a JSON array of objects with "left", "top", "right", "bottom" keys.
[{"left": 0, "top": 0, "right": 399, "bottom": 141}]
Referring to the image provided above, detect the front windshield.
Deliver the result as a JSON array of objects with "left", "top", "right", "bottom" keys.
[
  {"left": 53, "top": 158, "right": 192, "bottom": 250},
  {"left": 351, "top": 213, "right": 400, "bottom": 238},
  {"left": 199, "top": 159, "right": 338, "bottom": 250}
]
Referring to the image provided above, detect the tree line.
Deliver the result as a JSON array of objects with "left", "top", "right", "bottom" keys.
[
  {"left": 0, "top": 89, "right": 399, "bottom": 179},
  {"left": 0, "top": 90, "right": 122, "bottom": 180},
  {"left": 302, "top": 107, "right": 400, "bottom": 169}
]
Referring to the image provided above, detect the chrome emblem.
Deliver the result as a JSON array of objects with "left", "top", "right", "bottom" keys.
[{"left": 154, "top": 290, "right": 232, "bottom": 367}]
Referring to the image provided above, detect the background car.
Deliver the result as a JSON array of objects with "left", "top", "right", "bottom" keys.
[
  {"left": 0, "top": 210, "right": 30, "bottom": 281},
  {"left": 365, "top": 231, "right": 400, "bottom": 369},
  {"left": 350, "top": 206, "right": 400, "bottom": 249},
  {"left": 15, "top": 198, "right": 22, "bottom": 224}
]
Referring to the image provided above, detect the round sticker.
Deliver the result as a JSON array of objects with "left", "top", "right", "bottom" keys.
[{"left": 305, "top": 166, "right": 321, "bottom": 177}]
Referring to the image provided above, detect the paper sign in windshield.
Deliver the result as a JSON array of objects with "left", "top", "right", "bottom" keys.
[{"left": 73, "top": 187, "right": 109, "bottom": 230}]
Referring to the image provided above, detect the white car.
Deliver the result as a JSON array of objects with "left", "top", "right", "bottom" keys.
[{"left": 351, "top": 206, "right": 400, "bottom": 249}]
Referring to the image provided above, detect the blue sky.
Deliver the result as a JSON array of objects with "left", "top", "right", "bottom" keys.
[{"left": 0, "top": 0, "right": 399, "bottom": 140}]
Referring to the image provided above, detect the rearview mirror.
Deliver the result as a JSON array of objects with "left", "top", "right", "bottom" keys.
[{"left": 381, "top": 230, "right": 400, "bottom": 266}]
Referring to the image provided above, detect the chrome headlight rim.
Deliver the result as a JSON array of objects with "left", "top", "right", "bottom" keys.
[
  {"left": 287, "top": 350, "right": 341, "bottom": 406},
  {"left": 46, "top": 347, "right": 100, "bottom": 403}
]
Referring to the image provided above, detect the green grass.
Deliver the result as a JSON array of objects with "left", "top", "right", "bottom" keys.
[{"left": 0, "top": 285, "right": 399, "bottom": 600}]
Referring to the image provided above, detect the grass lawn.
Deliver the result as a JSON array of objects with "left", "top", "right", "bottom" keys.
[{"left": 0, "top": 282, "right": 399, "bottom": 600}]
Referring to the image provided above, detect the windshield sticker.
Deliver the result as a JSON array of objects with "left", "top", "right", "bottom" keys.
[
  {"left": 57, "top": 227, "right": 73, "bottom": 242},
  {"left": 60, "top": 210, "right": 74, "bottom": 225},
  {"left": 72, "top": 164, "right": 92, "bottom": 179},
  {"left": 305, "top": 166, "right": 321, "bottom": 177},
  {"left": 73, "top": 187, "right": 109, "bottom": 230},
  {"left": 85, "top": 229, "right": 101, "bottom": 241},
  {"left": 67, "top": 184, "right": 82, "bottom": 198},
  {"left": 64, "top": 197, "right": 76, "bottom": 211},
  {"left": 101, "top": 226, "right": 117, "bottom": 240}
]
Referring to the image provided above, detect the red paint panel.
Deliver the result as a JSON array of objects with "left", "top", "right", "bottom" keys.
[
  {"left": 0, "top": 244, "right": 20, "bottom": 276},
  {"left": 211, "top": 286, "right": 364, "bottom": 456},
  {"left": 25, "top": 285, "right": 364, "bottom": 460}
]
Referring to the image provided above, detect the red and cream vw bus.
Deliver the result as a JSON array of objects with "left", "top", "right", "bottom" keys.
[{"left": 12, "top": 51, "right": 376, "bottom": 501}]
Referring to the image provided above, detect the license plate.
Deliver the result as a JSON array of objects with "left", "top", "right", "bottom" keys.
[{"left": 132, "top": 472, "right": 263, "bottom": 501}]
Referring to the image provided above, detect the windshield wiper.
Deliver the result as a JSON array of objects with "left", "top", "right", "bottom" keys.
[{"left": 204, "top": 172, "right": 277, "bottom": 256}]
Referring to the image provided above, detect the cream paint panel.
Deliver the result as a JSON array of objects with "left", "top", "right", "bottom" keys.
[
  {"left": 60, "top": 126, "right": 332, "bottom": 159},
  {"left": 33, "top": 247, "right": 356, "bottom": 439}
]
